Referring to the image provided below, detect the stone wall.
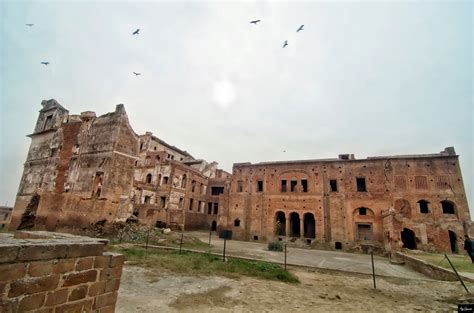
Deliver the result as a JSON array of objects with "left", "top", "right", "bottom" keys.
[{"left": 0, "top": 231, "right": 123, "bottom": 313}]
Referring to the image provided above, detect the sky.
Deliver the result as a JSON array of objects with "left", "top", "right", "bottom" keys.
[{"left": 0, "top": 1, "right": 472, "bottom": 215}]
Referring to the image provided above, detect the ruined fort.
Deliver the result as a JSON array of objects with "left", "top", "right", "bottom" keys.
[{"left": 10, "top": 99, "right": 472, "bottom": 254}]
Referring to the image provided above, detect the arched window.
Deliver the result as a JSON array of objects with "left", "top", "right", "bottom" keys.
[
  {"left": 157, "top": 174, "right": 161, "bottom": 186},
  {"left": 192, "top": 180, "right": 196, "bottom": 192},
  {"left": 145, "top": 156, "right": 151, "bottom": 165},
  {"left": 418, "top": 200, "right": 430, "bottom": 214},
  {"left": 234, "top": 218, "right": 240, "bottom": 227},
  {"left": 441, "top": 200, "right": 455, "bottom": 214},
  {"left": 359, "top": 207, "right": 367, "bottom": 215},
  {"left": 146, "top": 174, "right": 152, "bottom": 184}
]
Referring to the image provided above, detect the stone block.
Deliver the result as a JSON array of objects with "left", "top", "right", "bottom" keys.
[
  {"left": 98, "top": 304, "right": 115, "bottom": 313},
  {"left": 9, "top": 275, "right": 59, "bottom": 297},
  {"left": 109, "top": 253, "right": 124, "bottom": 268},
  {"left": 93, "top": 255, "right": 111, "bottom": 269},
  {"left": 0, "top": 263, "right": 27, "bottom": 281},
  {"left": 53, "top": 258, "right": 75, "bottom": 274},
  {"left": 68, "top": 285, "right": 88, "bottom": 301},
  {"left": 93, "top": 291, "right": 118, "bottom": 309},
  {"left": 62, "top": 269, "right": 97, "bottom": 287},
  {"left": 45, "top": 288, "right": 68, "bottom": 306},
  {"left": 55, "top": 299, "right": 93, "bottom": 313},
  {"left": 66, "top": 243, "right": 105, "bottom": 258},
  {"left": 28, "top": 260, "right": 54, "bottom": 277},
  {"left": 99, "top": 266, "right": 122, "bottom": 281},
  {"left": 75, "top": 257, "right": 94, "bottom": 271},
  {"left": 0, "top": 245, "right": 19, "bottom": 264},
  {"left": 18, "top": 292, "right": 45, "bottom": 311},
  {"left": 18, "top": 244, "right": 68, "bottom": 262},
  {"left": 88, "top": 281, "right": 106, "bottom": 296},
  {"left": 105, "top": 278, "right": 121, "bottom": 292}
]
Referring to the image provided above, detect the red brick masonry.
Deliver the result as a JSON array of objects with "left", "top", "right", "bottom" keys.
[{"left": 0, "top": 231, "right": 123, "bottom": 313}]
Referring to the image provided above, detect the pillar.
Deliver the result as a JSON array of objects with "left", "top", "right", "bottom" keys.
[
  {"left": 300, "top": 217, "right": 304, "bottom": 238},
  {"left": 285, "top": 217, "right": 290, "bottom": 237}
]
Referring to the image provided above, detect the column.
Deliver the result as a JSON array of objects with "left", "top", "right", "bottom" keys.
[
  {"left": 300, "top": 217, "right": 304, "bottom": 238},
  {"left": 285, "top": 217, "right": 290, "bottom": 237}
]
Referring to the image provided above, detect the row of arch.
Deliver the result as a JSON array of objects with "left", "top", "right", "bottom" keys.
[
  {"left": 395, "top": 199, "right": 456, "bottom": 216},
  {"left": 275, "top": 211, "right": 316, "bottom": 238}
]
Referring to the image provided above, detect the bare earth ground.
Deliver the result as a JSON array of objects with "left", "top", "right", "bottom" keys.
[{"left": 116, "top": 264, "right": 473, "bottom": 312}]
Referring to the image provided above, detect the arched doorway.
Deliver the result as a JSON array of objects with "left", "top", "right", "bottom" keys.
[
  {"left": 211, "top": 221, "right": 217, "bottom": 231},
  {"left": 275, "top": 211, "right": 286, "bottom": 236},
  {"left": 303, "top": 213, "right": 315, "bottom": 238},
  {"left": 448, "top": 230, "right": 458, "bottom": 253},
  {"left": 401, "top": 228, "right": 416, "bottom": 249},
  {"left": 290, "top": 212, "right": 300, "bottom": 237}
]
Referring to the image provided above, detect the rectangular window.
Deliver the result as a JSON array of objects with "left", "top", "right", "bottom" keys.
[
  {"left": 163, "top": 176, "right": 169, "bottom": 184},
  {"left": 189, "top": 198, "right": 194, "bottom": 211},
  {"left": 394, "top": 175, "right": 407, "bottom": 191},
  {"left": 301, "top": 179, "right": 308, "bottom": 192},
  {"left": 92, "top": 172, "right": 104, "bottom": 198},
  {"left": 43, "top": 115, "right": 53, "bottom": 130},
  {"left": 207, "top": 202, "right": 212, "bottom": 214},
  {"left": 191, "top": 180, "right": 196, "bottom": 193},
  {"left": 198, "top": 200, "right": 202, "bottom": 213},
  {"left": 414, "top": 176, "right": 428, "bottom": 190},
  {"left": 356, "top": 177, "right": 367, "bottom": 192},
  {"left": 213, "top": 203, "right": 219, "bottom": 215},
  {"left": 144, "top": 196, "right": 151, "bottom": 204},
  {"left": 211, "top": 186, "right": 224, "bottom": 195},
  {"left": 160, "top": 196, "right": 166, "bottom": 208},
  {"left": 329, "top": 179, "right": 338, "bottom": 192},
  {"left": 257, "top": 180, "right": 263, "bottom": 192},
  {"left": 290, "top": 180, "right": 297, "bottom": 192},
  {"left": 281, "top": 180, "right": 287, "bottom": 192},
  {"left": 178, "top": 197, "right": 183, "bottom": 209},
  {"left": 435, "top": 176, "right": 450, "bottom": 189},
  {"left": 237, "top": 181, "right": 243, "bottom": 192}
]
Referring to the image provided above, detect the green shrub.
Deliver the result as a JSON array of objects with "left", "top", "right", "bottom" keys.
[{"left": 268, "top": 241, "right": 284, "bottom": 252}]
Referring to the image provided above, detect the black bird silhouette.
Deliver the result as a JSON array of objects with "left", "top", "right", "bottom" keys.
[
  {"left": 282, "top": 40, "right": 288, "bottom": 48},
  {"left": 133, "top": 72, "right": 141, "bottom": 76},
  {"left": 41, "top": 62, "right": 49, "bottom": 65},
  {"left": 297, "top": 25, "right": 304, "bottom": 32},
  {"left": 132, "top": 29, "right": 140, "bottom": 35},
  {"left": 26, "top": 24, "right": 34, "bottom": 27},
  {"left": 250, "top": 20, "right": 261, "bottom": 25}
]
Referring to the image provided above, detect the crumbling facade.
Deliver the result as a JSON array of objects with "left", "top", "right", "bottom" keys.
[
  {"left": 220, "top": 149, "right": 472, "bottom": 253},
  {"left": 10, "top": 99, "right": 472, "bottom": 253},
  {"left": 10, "top": 100, "right": 230, "bottom": 233}
]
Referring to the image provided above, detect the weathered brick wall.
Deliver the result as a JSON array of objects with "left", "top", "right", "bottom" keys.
[{"left": 0, "top": 231, "right": 123, "bottom": 313}]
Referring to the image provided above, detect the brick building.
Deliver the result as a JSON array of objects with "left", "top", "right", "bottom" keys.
[
  {"left": 220, "top": 150, "right": 472, "bottom": 253},
  {"left": 9, "top": 100, "right": 230, "bottom": 233},
  {"left": 9, "top": 99, "right": 472, "bottom": 253}
]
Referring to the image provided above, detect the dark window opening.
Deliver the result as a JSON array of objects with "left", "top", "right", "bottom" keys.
[
  {"left": 359, "top": 207, "right": 367, "bottom": 215},
  {"left": 146, "top": 174, "right": 152, "bottom": 184},
  {"left": 335, "top": 242, "right": 342, "bottom": 250},
  {"left": 133, "top": 207, "right": 139, "bottom": 217},
  {"left": 306, "top": 239, "right": 312, "bottom": 244},
  {"left": 211, "top": 186, "right": 224, "bottom": 195},
  {"left": 163, "top": 176, "right": 169, "bottom": 184},
  {"left": 237, "top": 181, "right": 243, "bottom": 192},
  {"left": 178, "top": 197, "right": 183, "bottom": 208},
  {"left": 160, "top": 196, "right": 166, "bottom": 208},
  {"left": 144, "top": 196, "right": 151, "bottom": 204},
  {"left": 441, "top": 201, "right": 455, "bottom": 214},
  {"left": 207, "top": 203, "right": 212, "bottom": 214},
  {"left": 181, "top": 175, "right": 187, "bottom": 188},
  {"left": 213, "top": 203, "right": 219, "bottom": 215},
  {"left": 198, "top": 200, "right": 202, "bottom": 213},
  {"left": 140, "top": 143, "right": 144, "bottom": 150},
  {"left": 290, "top": 180, "right": 297, "bottom": 192},
  {"left": 330, "top": 179, "right": 338, "bottom": 192},
  {"left": 253, "top": 235, "right": 258, "bottom": 240},
  {"left": 301, "top": 179, "right": 308, "bottom": 192},
  {"left": 43, "top": 115, "right": 53, "bottom": 130},
  {"left": 211, "top": 221, "right": 217, "bottom": 231},
  {"left": 281, "top": 180, "right": 287, "bottom": 192},
  {"left": 356, "top": 177, "right": 367, "bottom": 192},
  {"left": 418, "top": 200, "right": 429, "bottom": 214},
  {"left": 340, "top": 154, "right": 349, "bottom": 160},
  {"left": 257, "top": 180, "right": 263, "bottom": 192},
  {"left": 189, "top": 198, "right": 194, "bottom": 211},
  {"left": 92, "top": 172, "right": 104, "bottom": 198},
  {"left": 234, "top": 219, "right": 240, "bottom": 227},
  {"left": 401, "top": 228, "right": 416, "bottom": 249},
  {"left": 191, "top": 180, "right": 196, "bottom": 192},
  {"left": 449, "top": 230, "right": 459, "bottom": 253}
]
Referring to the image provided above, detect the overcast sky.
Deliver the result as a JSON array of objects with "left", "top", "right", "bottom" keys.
[{"left": 0, "top": 1, "right": 472, "bottom": 215}]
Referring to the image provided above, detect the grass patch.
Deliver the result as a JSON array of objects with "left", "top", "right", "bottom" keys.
[
  {"left": 112, "top": 246, "right": 299, "bottom": 283},
  {"left": 406, "top": 251, "right": 474, "bottom": 273}
]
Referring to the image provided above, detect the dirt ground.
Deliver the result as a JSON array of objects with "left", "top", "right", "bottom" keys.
[{"left": 116, "top": 264, "right": 473, "bottom": 312}]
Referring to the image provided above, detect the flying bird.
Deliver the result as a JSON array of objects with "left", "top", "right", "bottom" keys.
[
  {"left": 282, "top": 40, "right": 288, "bottom": 48},
  {"left": 250, "top": 20, "right": 261, "bottom": 25},
  {"left": 132, "top": 29, "right": 140, "bottom": 35},
  {"left": 297, "top": 25, "right": 304, "bottom": 32},
  {"left": 26, "top": 24, "right": 34, "bottom": 27},
  {"left": 41, "top": 62, "right": 49, "bottom": 65},
  {"left": 133, "top": 72, "right": 141, "bottom": 76}
]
